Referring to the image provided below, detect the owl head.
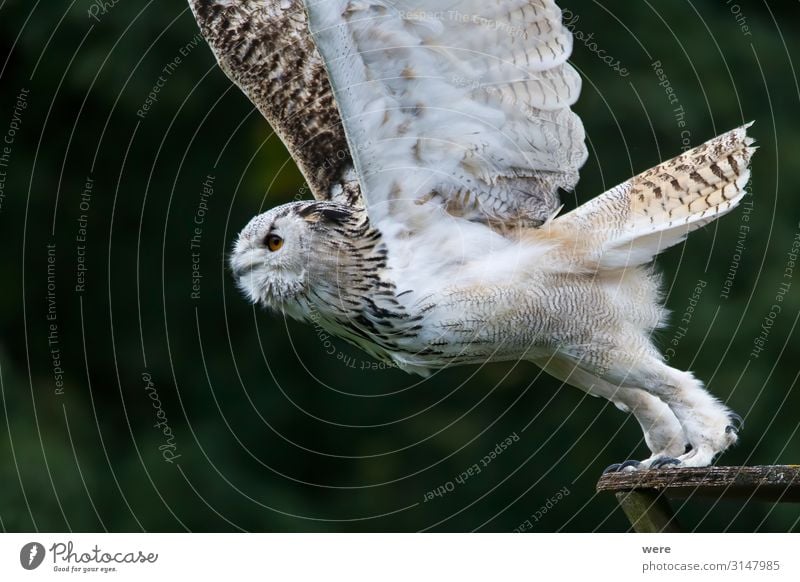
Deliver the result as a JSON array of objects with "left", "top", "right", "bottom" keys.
[{"left": 230, "top": 201, "right": 354, "bottom": 311}]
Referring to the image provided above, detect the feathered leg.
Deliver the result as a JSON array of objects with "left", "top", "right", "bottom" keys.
[
  {"left": 573, "top": 337, "right": 740, "bottom": 469},
  {"left": 534, "top": 356, "right": 688, "bottom": 470},
  {"left": 604, "top": 387, "right": 688, "bottom": 471},
  {"left": 638, "top": 363, "right": 741, "bottom": 467}
]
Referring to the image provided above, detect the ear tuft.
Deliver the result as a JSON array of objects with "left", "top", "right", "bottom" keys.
[
  {"left": 318, "top": 207, "right": 350, "bottom": 224},
  {"left": 297, "top": 204, "right": 350, "bottom": 225}
]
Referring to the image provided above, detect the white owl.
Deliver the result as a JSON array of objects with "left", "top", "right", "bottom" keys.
[{"left": 191, "top": 0, "right": 753, "bottom": 471}]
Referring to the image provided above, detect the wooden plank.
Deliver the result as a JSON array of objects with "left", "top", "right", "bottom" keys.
[
  {"left": 597, "top": 465, "right": 800, "bottom": 502},
  {"left": 615, "top": 490, "right": 682, "bottom": 533}
]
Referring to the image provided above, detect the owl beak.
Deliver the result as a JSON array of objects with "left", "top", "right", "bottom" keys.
[
  {"left": 231, "top": 263, "right": 253, "bottom": 279},
  {"left": 230, "top": 246, "right": 260, "bottom": 279}
]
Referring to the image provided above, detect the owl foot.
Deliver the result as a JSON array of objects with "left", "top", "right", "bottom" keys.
[
  {"left": 603, "top": 454, "right": 685, "bottom": 473},
  {"left": 727, "top": 412, "right": 744, "bottom": 434},
  {"left": 670, "top": 407, "right": 741, "bottom": 467},
  {"left": 620, "top": 433, "right": 737, "bottom": 470},
  {"left": 649, "top": 456, "right": 681, "bottom": 469},
  {"left": 602, "top": 459, "right": 642, "bottom": 474}
]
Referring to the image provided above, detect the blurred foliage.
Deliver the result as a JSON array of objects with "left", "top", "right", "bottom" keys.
[{"left": 0, "top": 0, "right": 798, "bottom": 532}]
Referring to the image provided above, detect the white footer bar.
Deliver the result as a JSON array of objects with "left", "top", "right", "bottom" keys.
[{"left": 1, "top": 533, "right": 797, "bottom": 581}]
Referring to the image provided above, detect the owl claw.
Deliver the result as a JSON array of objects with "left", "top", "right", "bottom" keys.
[
  {"left": 602, "top": 459, "right": 642, "bottom": 474},
  {"left": 650, "top": 456, "right": 681, "bottom": 469},
  {"left": 727, "top": 412, "right": 744, "bottom": 433}
]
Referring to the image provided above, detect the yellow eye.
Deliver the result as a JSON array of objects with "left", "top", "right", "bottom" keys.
[{"left": 266, "top": 234, "right": 284, "bottom": 252}]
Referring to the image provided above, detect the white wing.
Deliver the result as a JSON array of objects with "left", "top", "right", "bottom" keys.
[{"left": 305, "top": 0, "right": 587, "bottom": 228}]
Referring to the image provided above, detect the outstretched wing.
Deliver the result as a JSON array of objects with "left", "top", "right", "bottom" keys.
[
  {"left": 305, "top": 0, "right": 587, "bottom": 227},
  {"left": 189, "top": 0, "right": 360, "bottom": 204},
  {"left": 548, "top": 124, "right": 755, "bottom": 269}
]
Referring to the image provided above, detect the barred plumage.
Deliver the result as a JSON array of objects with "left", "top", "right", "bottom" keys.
[
  {"left": 545, "top": 124, "right": 756, "bottom": 270},
  {"left": 188, "top": 0, "right": 362, "bottom": 205},
  {"left": 192, "top": 0, "right": 756, "bottom": 471}
]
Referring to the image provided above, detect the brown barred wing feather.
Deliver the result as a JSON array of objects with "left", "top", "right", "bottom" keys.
[{"left": 188, "top": 0, "right": 361, "bottom": 204}]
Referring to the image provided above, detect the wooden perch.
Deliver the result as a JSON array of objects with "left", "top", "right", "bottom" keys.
[
  {"left": 596, "top": 465, "right": 800, "bottom": 532},
  {"left": 598, "top": 465, "right": 800, "bottom": 501}
]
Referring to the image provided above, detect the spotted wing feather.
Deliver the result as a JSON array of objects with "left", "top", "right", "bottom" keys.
[
  {"left": 188, "top": 0, "right": 361, "bottom": 204},
  {"left": 551, "top": 124, "right": 755, "bottom": 269}
]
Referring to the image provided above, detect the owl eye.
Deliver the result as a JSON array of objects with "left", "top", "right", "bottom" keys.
[{"left": 265, "top": 234, "right": 284, "bottom": 252}]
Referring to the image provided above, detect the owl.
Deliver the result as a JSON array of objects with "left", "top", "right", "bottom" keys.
[{"left": 190, "top": 0, "right": 753, "bottom": 471}]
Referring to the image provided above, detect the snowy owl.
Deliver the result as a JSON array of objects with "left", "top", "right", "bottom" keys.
[{"left": 190, "top": 0, "right": 753, "bottom": 471}]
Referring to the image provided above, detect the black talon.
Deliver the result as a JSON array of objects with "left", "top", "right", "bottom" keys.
[
  {"left": 728, "top": 412, "right": 744, "bottom": 432},
  {"left": 650, "top": 456, "right": 681, "bottom": 469},
  {"left": 603, "top": 459, "right": 642, "bottom": 474},
  {"left": 618, "top": 459, "right": 642, "bottom": 471}
]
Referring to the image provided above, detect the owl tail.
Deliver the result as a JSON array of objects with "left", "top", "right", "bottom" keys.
[{"left": 550, "top": 123, "right": 756, "bottom": 270}]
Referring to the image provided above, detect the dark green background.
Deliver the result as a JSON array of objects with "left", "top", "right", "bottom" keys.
[{"left": 1, "top": 0, "right": 798, "bottom": 532}]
